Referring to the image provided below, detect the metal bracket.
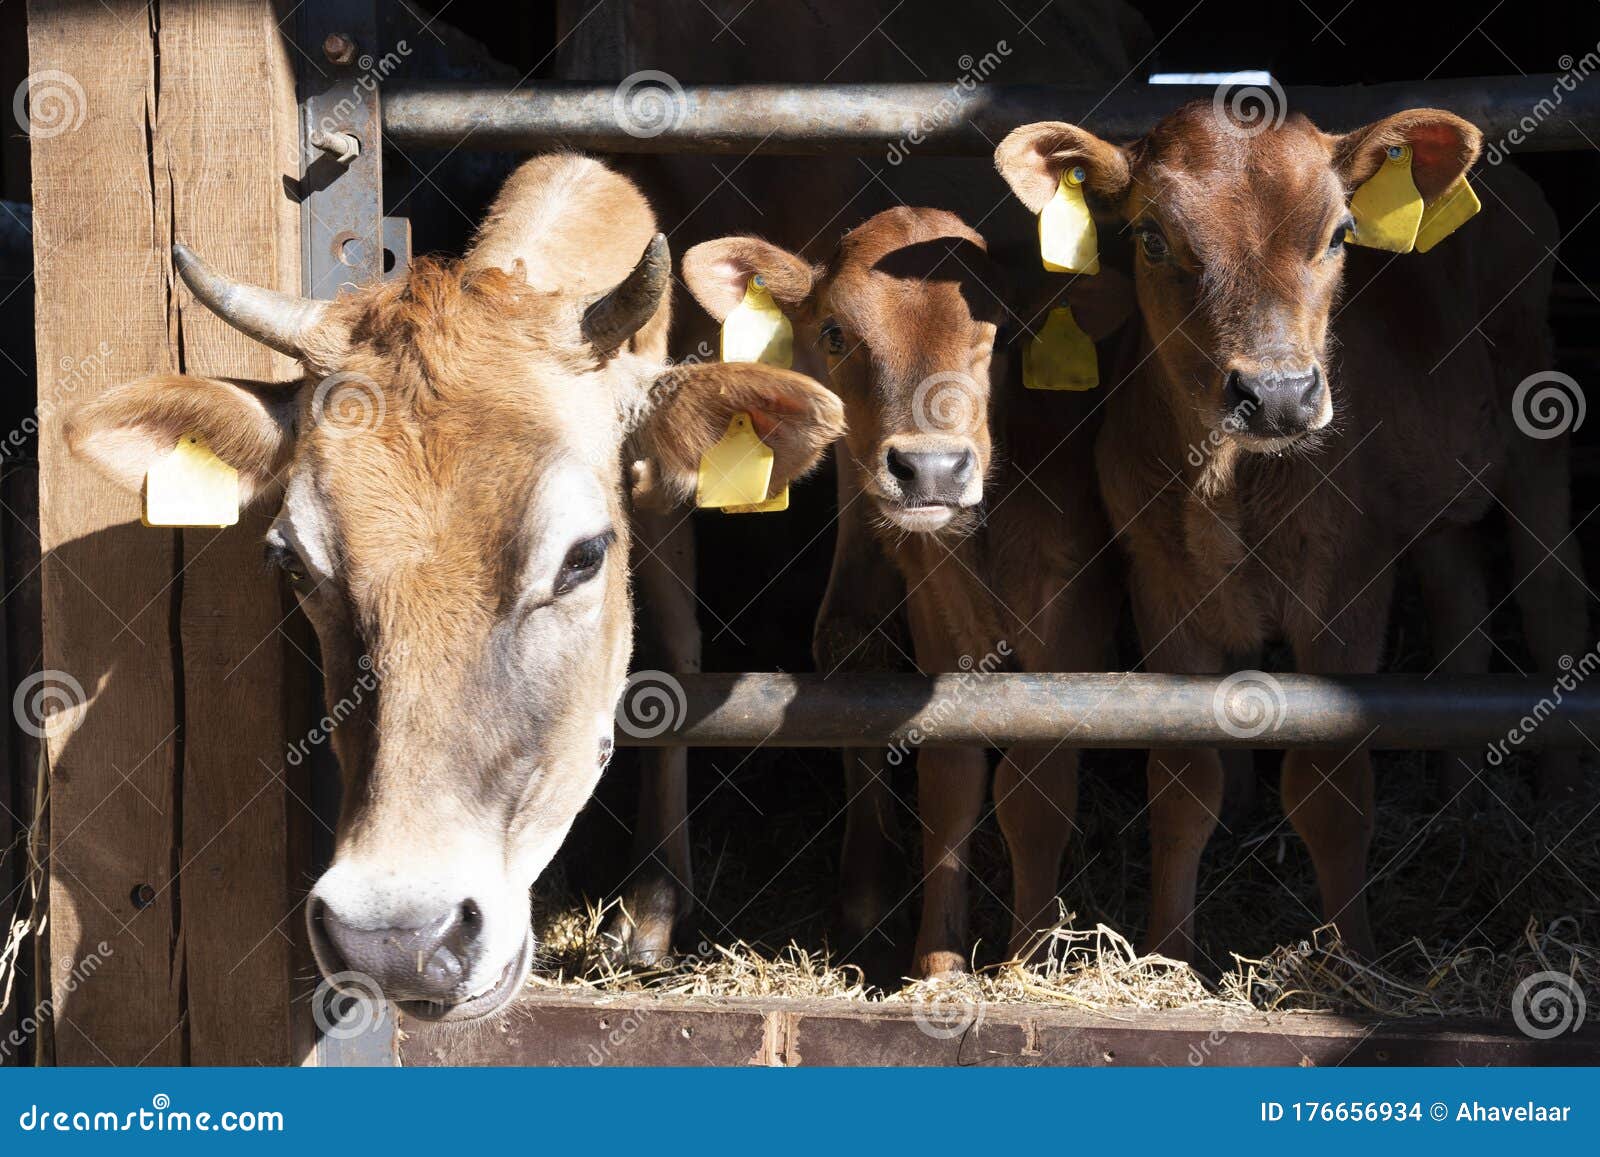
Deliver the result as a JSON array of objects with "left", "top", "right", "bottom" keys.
[
  {"left": 299, "top": 1, "right": 386, "bottom": 300},
  {"left": 296, "top": 0, "right": 398, "bottom": 1069}
]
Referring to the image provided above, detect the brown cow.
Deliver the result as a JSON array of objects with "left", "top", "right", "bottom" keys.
[
  {"left": 66, "top": 154, "right": 843, "bottom": 1021},
  {"left": 996, "top": 104, "right": 1585, "bottom": 962},
  {"left": 684, "top": 208, "right": 1121, "bottom": 976},
  {"left": 556, "top": 0, "right": 1155, "bottom": 967}
]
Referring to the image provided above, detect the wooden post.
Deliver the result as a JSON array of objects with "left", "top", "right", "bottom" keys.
[{"left": 28, "top": 0, "right": 302, "bottom": 1065}]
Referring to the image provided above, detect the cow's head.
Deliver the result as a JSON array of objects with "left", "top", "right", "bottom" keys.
[
  {"left": 997, "top": 103, "right": 1480, "bottom": 451},
  {"left": 67, "top": 158, "right": 842, "bottom": 1021},
  {"left": 683, "top": 207, "right": 1006, "bottom": 535}
]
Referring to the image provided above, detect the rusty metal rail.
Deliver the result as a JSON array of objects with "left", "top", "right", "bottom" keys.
[
  {"left": 615, "top": 673, "right": 1600, "bottom": 749},
  {"left": 384, "top": 74, "right": 1598, "bottom": 154}
]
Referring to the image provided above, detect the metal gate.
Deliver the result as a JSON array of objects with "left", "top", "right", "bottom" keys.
[{"left": 290, "top": 2, "right": 1600, "bottom": 1065}]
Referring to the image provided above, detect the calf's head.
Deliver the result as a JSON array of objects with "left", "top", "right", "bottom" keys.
[
  {"left": 684, "top": 207, "right": 1006, "bottom": 535},
  {"left": 998, "top": 103, "right": 1480, "bottom": 450},
  {"left": 68, "top": 199, "right": 840, "bottom": 1020}
]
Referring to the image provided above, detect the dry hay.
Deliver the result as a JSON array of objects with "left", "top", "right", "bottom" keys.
[{"left": 528, "top": 743, "right": 1600, "bottom": 1020}]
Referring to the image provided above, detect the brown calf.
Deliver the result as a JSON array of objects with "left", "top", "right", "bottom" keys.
[
  {"left": 997, "top": 104, "right": 1584, "bottom": 962},
  {"left": 685, "top": 208, "right": 1122, "bottom": 976},
  {"left": 68, "top": 155, "right": 842, "bottom": 1020}
]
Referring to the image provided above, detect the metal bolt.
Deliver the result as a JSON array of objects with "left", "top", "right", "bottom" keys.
[
  {"left": 310, "top": 128, "right": 361, "bottom": 165},
  {"left": 323, "top": 32, "right": 357, "bottom": 66},
  {"left": 131, "top": 883, "right": 157, "bottom": 909}
]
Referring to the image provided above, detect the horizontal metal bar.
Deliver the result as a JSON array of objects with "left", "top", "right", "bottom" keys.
[
  {"left": 385, "top": 75, "right": 1596, "bottom": 154},
  {"left": 616, "top": 673, "right": 1600, "bottom": 750}
]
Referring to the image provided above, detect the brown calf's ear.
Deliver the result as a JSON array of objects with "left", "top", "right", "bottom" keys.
[
  {"left": 1333, "top": 109, "right": 1481, "bottom": 203},
  {"left": 66, "top": 374, "right": 297, "bottom": 508},
  {"left": 636, "top": 361, "right": 844, "bottom": 504},
  {"left": 681, "top": 237, "right": 816, "bottom": 322},
  {"left": 995, "top": 122, "right": 1132, "bottom": 213}
]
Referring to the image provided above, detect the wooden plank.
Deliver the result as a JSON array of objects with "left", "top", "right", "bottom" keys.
[
  {"left": 4, "top": 465, "right": 47, "bottom": 1065},
  {"left": 28, "top": 0, "right": 183, "bottom": 1065},
  {"left": 158, "top": 0, "right": 301, "bottom": 1069},
  {"left": 1, "top": 460, "right": 13, "bottom": 1058},
  {"left": 398, "top": 992, "right": 1600, "bottom": 1067}
]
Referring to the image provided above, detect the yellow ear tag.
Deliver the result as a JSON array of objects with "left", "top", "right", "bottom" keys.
[
  {"left": 1348, "top": 144, "right": 1423, "bottom": 253},
  {"left": 1414, "top": 176, "right": 1482, "bottom": 253},
  {"left": 721, "top": 276, "right": 793, "bottom": 368},
  {"left": 1023, "top": 306, "right": 1099, "bottom": 391},
  {"left": 695, "top": 412, "right": 775, "bottom": 509},
  {"left": 725, "top": 485, "right": 789, "bottom": 515},
  {"left": 1039, "top": 166, "right": 1100, "bottom": 275},
  {"left": 142, "top": 432, "right": 239, "bottom": 528}
]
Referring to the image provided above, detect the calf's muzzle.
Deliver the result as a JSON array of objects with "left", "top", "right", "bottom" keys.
[
  {"left": 885, "top": 444, "right": 976, "bottom": 506},
  {"left": 1223, "top": 364, "right": 1325, "bottom": 438}
]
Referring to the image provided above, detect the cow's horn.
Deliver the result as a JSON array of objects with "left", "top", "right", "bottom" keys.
[
  {"left": 581, "top": 233, "right": 669, "bottom": 353},
  {"left": 173, "top": 242, "right": 328, "bottom": 358}
]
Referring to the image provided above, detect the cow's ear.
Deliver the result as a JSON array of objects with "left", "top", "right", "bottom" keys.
[
  {"left": 634, "top": 362, "right": 844, "bottom": 504},
  {"left": 66, "top": 374, "right": 297, "bottom": 507},
  {"left": 995, "top": 122, "right": 1132, "bottom": 213},
  {"left": 1333, "top": 109, "right": 1481, "bottom": 203},
  {"left": 681, "top": 237, "right": 817, "bottom": 322}
]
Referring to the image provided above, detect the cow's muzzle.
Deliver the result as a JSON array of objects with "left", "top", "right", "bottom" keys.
[
  {"left": 309, "top": 894, "right": 532, "bottom": 1021},
  {"left": 1223, "top": 363, "right": 1329, "bottom": 441}
]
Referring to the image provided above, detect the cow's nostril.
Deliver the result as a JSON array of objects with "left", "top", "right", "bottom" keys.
[
  {"left": 1296, "top": 366, "right": 1323, "bottom": 408},
  {"left": 951, "top": 449, "right": 975, "bottom": 483},
  {"left": 1224, "top": 369, "right": 1259, "bottom": 413},
  {"left": 458, "top": 898, "right": 483, "bottom": 934},
  {"left": 885, "top": 446, "right": 916, "bottom": 482}
]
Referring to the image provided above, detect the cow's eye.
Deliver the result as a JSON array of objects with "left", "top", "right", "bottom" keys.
[
  {"left": 1328, "top": 217, "right": 1355, "bottom": 255},
  {"left": 1134, "top": 225, "right": 1169, "bottom": 263},
  {"left": 555, "top": 531, "right": 613, "bottom": 596},
  {"left": 818, "top": 318, "right": 847, "bottom": 356},
  {"left": 265, "top": 537, "right": 309, "bottom": 588}
]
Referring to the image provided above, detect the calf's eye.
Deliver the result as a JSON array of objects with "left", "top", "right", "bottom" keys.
[
  {"left": 818, "top": 318, "right": 847, "bottom": 356},
  {"left": 1328, "top": 217, "right": 1355, "bottom": 254},
  {"left": 555, "top": 531, "right": 614, "bottom": 596},
  {"left": 1135, "top": 227, "right": 1169, "bottom": 263}
]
